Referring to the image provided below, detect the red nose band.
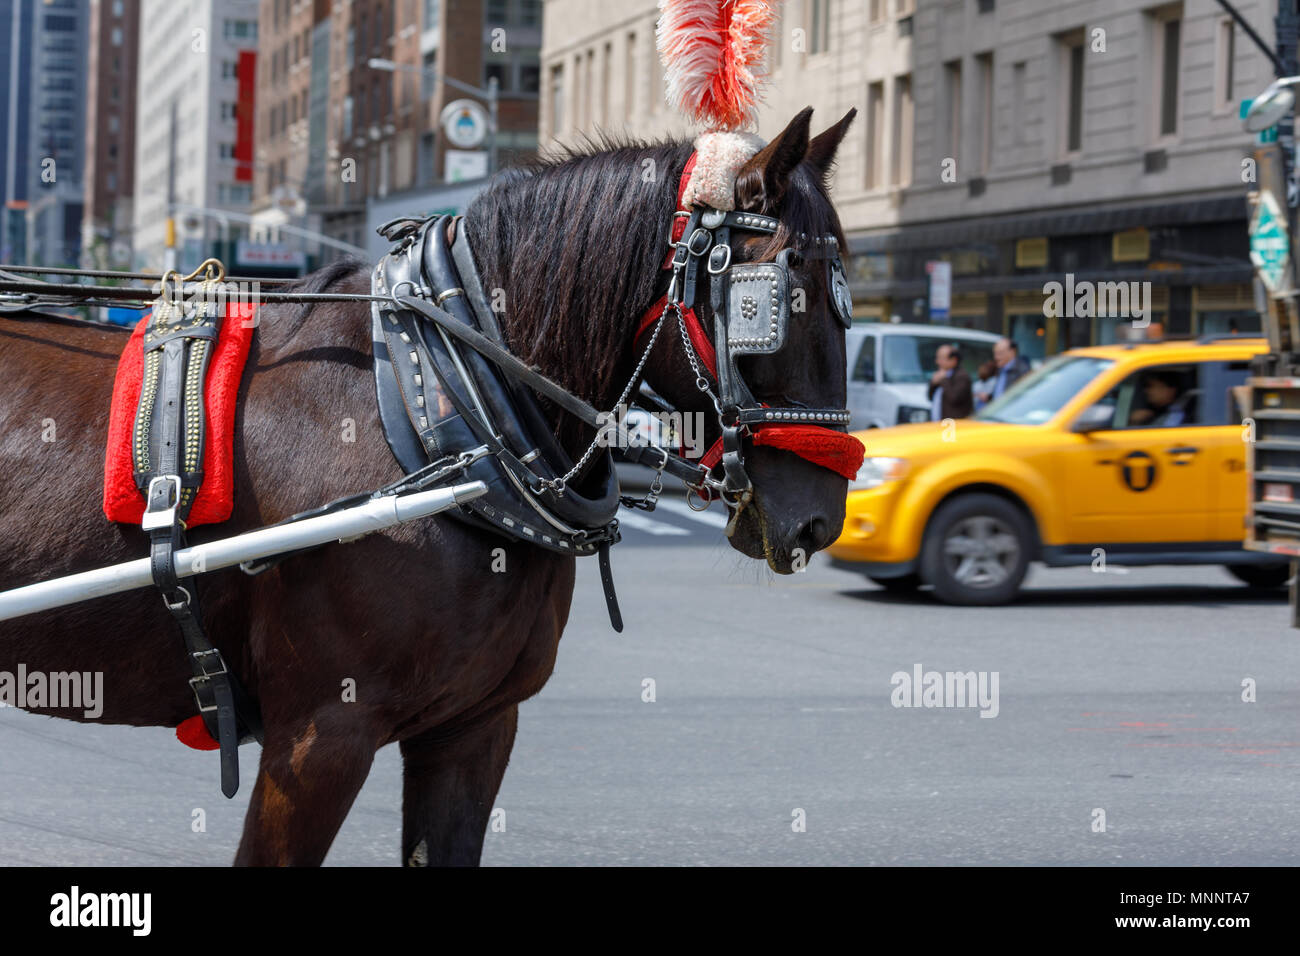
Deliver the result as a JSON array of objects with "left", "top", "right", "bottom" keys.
[{"left": 751, "top": 426, "right": 865, "bottom": 480}]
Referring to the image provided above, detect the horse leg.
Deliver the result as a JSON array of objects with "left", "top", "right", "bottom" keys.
[
  {"left": 400, "top": 705, "right": 519, "bottom": 867},
  {"left": 233, "top": 714, "right": 379, "bottom": 866}
]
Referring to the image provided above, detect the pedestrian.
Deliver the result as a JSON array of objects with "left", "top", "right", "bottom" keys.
[
  {"left": 928, "top": 343, "right": 973, "bottom": 420},
  {"left": 977, "top": 338, "right": 1031, "bottom": 405}
]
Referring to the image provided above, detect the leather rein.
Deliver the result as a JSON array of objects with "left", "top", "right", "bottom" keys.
[{"left": 0, "top": 152, "right": 863, "bottom": 513}]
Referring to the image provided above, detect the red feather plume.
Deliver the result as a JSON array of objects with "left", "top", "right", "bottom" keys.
[{"left": 657, "top": 0, "right": 778, "bottom": 131}]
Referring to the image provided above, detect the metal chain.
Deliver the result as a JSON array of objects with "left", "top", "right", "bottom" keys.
[
  {"left": 675, "top": 293, "right": 724, "bottom": 416},
  {"left": 534, "top": 294, "right": 673, "bottom": 497}
]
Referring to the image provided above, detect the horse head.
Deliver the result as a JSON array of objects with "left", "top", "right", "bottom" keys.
[{"left": 642, "top": 107, "right": 860, "bottom": 573}]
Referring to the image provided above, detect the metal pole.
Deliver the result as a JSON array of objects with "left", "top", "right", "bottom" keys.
[
  {"left": 1276, "top": 0, "right": 1299, "bottom": 214},
  {"left": 0, "top": 481, "right": 486, "bottom": 622},
  {"left": 164, "top": 99, "right": 178, "bottom": 272}
]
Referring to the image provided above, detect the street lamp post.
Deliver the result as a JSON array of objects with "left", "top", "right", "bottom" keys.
[{"left": 367, "top": 58, "right": 499, "bottom": 177}]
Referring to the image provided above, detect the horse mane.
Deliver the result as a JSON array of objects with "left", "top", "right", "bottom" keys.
[
  {"left": 463, "top": 135, "right": 691, "bottom": 403},
  {"left": 463, "top": 132, "right": 845, "bottom": 405}
]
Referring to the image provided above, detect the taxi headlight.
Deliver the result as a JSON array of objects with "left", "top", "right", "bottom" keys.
[{"left": 849, "top": 457, "right": 908, "bottom": 491}]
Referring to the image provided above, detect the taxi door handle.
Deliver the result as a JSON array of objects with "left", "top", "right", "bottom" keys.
[{"left": 1166, "top": 445, "right": 1199, "bottom": 463}]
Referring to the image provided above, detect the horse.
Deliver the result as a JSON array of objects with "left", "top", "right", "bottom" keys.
[{"left": 0, "top": 106, "right": 856, "bottom": 865}]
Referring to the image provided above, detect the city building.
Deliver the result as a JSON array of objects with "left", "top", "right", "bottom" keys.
[
  {"left": 131, "top": 0, "right": 260, "bottom": 272},
  {"left": 250, "top": 0, "right": 540, "bottom": 262},
  {"left": 82, "top": 0, "right": 141, "bottom": 270},
  {"left": 541, "top": 0, "right": 1274, "bottom": 359},
  {"left": 25, "top": 0, "right": 89, "bottom": 267}
]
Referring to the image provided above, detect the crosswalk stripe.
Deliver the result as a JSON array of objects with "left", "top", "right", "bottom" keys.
[
  {"left": 651, "top": 497, "right": 728, "bottom": 529},
  {"left": 617, "top": 509, "right": 690, "bottom": 536}
]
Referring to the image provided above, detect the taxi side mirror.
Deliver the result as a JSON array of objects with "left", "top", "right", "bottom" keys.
[{"left": 1071, "top": 404, "right": 1115, "bottom": 433}]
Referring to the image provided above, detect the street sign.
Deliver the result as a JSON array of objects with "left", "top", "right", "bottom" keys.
[
  {"left": 445, "top": 149, "right": 489, "bottom": 183},
  {"left": 925, "top": 260, "right": 951, "bottom": 321},
  {"left": 440, "top": 99, "right": 489, "bottom": 149},
  {"left": 1249, "top": 190, "right": 1292, "bottom": 296}
]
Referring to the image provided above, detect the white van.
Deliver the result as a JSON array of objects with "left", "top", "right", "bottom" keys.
[{"left": 846, "top": 324, "right": 1005, "bottom": 429}]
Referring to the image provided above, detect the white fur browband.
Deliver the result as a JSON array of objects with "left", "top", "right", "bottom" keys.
[{"left": 681, "top": 131, "right": 766, "bottom": 210}]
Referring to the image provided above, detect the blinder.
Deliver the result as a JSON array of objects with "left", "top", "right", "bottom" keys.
[{"left": 725, "top": 250, "right": 792, "bottom": 355}]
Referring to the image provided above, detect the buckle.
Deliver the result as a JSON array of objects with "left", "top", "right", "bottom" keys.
[
  {"left": 687, "top": 227, "right": 713, "bottom": 256},
  {"left": 142, "top": 475, "right": 181, "bottom": 532},
  {"left": 666, "top": 210, "right": 690, "bottom": 247},
  {"left": 707, "top": 243, "right": 732, "bottom": 275},
  {"left": 188, "top": 649, "right": 228, "bottom": 714}
]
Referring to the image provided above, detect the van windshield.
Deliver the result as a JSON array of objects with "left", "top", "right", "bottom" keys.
[
  {"left": 881, "top": 334, "right": 995, "bottom": 383},
  {"left": 975, "top": 355, "right": 1114, "bottom": 425}
]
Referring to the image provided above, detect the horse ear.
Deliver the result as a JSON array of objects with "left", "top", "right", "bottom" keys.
[
  {"left": 736, "top": 106, "right": 814, "bottom": 210},
  {"left": 806, "top": 108, "right": 858, "bottom": 180}
]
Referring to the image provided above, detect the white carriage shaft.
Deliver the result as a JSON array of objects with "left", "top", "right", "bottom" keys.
[{"left": 0, "top": 482, "right": 487, "bottom": 622}]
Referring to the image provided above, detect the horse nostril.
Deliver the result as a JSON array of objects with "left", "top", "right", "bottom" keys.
[{"left": 793, "top": 517, "right": 829, "bottom": 558}]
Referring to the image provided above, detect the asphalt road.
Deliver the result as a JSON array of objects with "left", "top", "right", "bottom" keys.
[{"left": 2, "top": 491, "right": 1298, "bottom": 865}]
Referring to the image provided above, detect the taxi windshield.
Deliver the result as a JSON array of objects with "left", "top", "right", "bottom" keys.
[{"left": 975, "top": 355, "right": 1114, "bottom": 425}]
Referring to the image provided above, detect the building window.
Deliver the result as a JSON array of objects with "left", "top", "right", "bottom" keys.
[
  {"left": 550, "top": 64, "right": 564, "bottom": 134},
  {"left": 486, "top": 62, "right": 507, "bottom": 91},
  {"left": 520, "top": 63, "right": 540, "bottom": 94},
  {"left": 521, "top": 0, "right": 541, "bottom": 27},
  {"left": 423, "top": 51, "right": 438, "bottom": 98},
  {"left": 1061, "top": 36, "right": 1084, "bottom": 154},
  {"left": 1157, "top": 15, "right": 1181, "bottom": 136},
  {"left": 869, "top": 0, "right": 885, "bottom": 24},
  {"left": 487, "top": 0, "right": 508, "bottom": 27},
  {"left": 975, "top": 52, "right": 993, "bottom": 174},
  {"left": 1216, "top": 18, "right": 1235, "bottom": 110},
  {"left": 1012, "top": 61, "right": 1026, "bottom": 146},
  {"left": 943, "top": 60, "right": 962, "bottom": 164},
  {"left": 624, "top": 32, "right": 637, "bottom": 118},
  {"left": 112, "top": 0, "right": 124, "bottom": 16},
  {"left": 866, "top": 80, "right": 884, "bottom": 189},
  {"left": 891, "top": 74, "right": 913, "bottom": 187},
  {"left": 111, "top": 26, "right": 122, "bottom": 46},
  {"left": 809, "top": 0, "right": 831, "bottom": 54},
  {"left": 224, "top": 20, "right": 257, "bottom": 41}
]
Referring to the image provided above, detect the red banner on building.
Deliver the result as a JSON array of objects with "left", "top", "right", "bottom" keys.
[{"left": 234, "top": 50, "right": 257, "bottom": 183}]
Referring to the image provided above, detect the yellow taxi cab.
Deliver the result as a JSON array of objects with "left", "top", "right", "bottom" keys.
[{"left": 829, "top": 335, "right": 1292, "bottom": 604}]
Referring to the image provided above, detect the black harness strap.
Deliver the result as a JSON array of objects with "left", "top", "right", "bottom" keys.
[{"left": 135, "top": 279, "right": 263, "bottom": 798}]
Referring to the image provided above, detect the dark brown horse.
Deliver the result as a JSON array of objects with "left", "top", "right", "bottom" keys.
[{"left": 0, "top": 107, "right": 854, "bottom": 865}]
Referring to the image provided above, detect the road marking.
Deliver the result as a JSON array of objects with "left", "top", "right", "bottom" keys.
[
  {"left": 617, "top": 510, "right": 690, "bottom": 536},
  {"left": 651, "top": 497, "right": 728, "bottom": 529}
]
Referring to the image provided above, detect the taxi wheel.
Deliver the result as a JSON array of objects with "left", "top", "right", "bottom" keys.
[
  {"left": 1226, "top": 563, "right": 1293, "bottom": 589},
  {"left": 921, "top": 494, "right": 1031, "bottom": 606}
]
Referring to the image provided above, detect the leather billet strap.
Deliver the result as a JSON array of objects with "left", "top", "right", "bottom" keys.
[{"left": 142, "top": 474, "right": 263, "bottom": 799}]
